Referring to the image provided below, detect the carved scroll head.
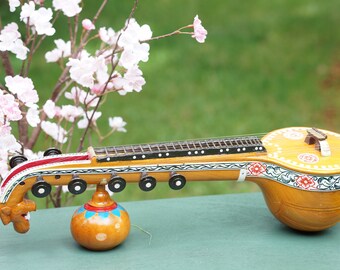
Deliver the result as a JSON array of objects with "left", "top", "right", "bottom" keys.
[{"left": 0, "top": 199, "right": 36, "bottom": 233}]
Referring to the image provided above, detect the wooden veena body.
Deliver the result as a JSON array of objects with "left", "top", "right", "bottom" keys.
[{"left": 1, "top": 127, "right": 340, "bottom": 234}]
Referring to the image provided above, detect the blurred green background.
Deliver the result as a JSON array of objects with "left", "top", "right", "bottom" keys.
[{"left": 1, "top": 0, "right": 340, "bottom": 207}]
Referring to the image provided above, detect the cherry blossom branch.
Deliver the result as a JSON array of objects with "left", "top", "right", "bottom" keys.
[
  {"left": 0, "top": 51, "right": 15, "bottom": 76},
  {"left": 142, "top": 25, "right": 192, "bottom": 42},
  {"left": 27, "top": 1, "right": 109, "bottom": 149},
  {"left": 76, "top": 0, "right": 140, "bottom": 152}
]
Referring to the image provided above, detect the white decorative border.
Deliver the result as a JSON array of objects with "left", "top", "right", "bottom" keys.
[{"left": 1, "top": 161, "right": 340, "bottom": 203}]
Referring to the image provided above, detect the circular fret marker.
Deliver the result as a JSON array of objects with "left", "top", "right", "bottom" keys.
[
  {"left": 201, "top": 150, "right": 205, "bottom": 154},
  {"left": 220, "top": 149, "right": 223, "bottom": 153},
  {"left": 133, "top": 156, "right": 136, "bottom": 159},
  {"left": 142, "top": 155, "right": 146, "bottom": 159},
  {"left": 188, "top": 151, "right": 192, "bottom": 155},
  {"left": 158, "top": 153, "right": 162, "bottom": 157}
]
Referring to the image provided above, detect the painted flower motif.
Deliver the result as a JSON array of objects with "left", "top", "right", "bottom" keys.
[
  {"left": 298, "top": 153, "right": 319, "bottom": 164},
  {"left": 192, "top": 15, "right": 207, "bottom": 43},
  {"left": 296, "top": 175, "right": 317, "bottom": 190},
  {"left": 248, "top": 162, "right": 267, "bottom": 176}
]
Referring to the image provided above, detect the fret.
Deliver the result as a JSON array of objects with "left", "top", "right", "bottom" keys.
[{"left": 94, "top": 135, "right": 266, "bottom": 162}]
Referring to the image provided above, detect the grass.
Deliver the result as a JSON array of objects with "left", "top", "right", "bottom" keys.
[{"left": 2, "top": 0, "right": 340, "bottom": 207}]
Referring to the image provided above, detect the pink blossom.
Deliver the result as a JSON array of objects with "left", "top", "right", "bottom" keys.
[
  {"left": 52, "top": 0, "right": 82, "bottom": 17},
  {"left": 90, "top": 84, "right": 104, "bottom": 95},
  {"left": 45, "top": 39, "right": 71, "bottom": 63},
  {"left": 109, "top": 117, "right": 127, "bottom": 132},
  {"left": 41, "top": 120, "right": 67, "bottom": 143},
  {"left": 33, "top": 0, "right": 44, "bottom": 5},
  {"left": 82, "top": 19, "right": 95, "bottom": 31},
  {"left": 0, "top": 23, "right": 29, "bottom": 60},
  {"left": 26, "top": 105, "right": 41, "bottom": 127},
  {"left": 5, "top": 75, "right": 39, "bottom": 106},
  {"left": 0, "top": 124, "right": 12, "bottom": 136},
  {"left": 0, "top": 92, "right": 22, "bottom": 121},
  {"left": 77, "top": 110, "right": 102, "bottom": 129},
  {"left": 0, "top": 134, "right": 21, "bottom": 152},
  {"left": 192, "top": 15, "right": 207, "bottom": 43}
]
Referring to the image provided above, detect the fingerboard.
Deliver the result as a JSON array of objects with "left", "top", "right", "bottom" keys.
[{"left": 93, "top": 136, "right": 266, "bottom": 162}]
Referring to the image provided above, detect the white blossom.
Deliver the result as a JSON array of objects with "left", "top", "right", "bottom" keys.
[
  {"left": 26, "top": 105, "right": 40, "bottom": 127},
  {"left": 113, "top": 66, "right": 146, "bottom": 94},
  {"left": 0, "top": 23, "right": 29, "bottom": 60},
  {"left": 45, "top": 39, "right": 71, "bottom": 63},
  {"left": 0, "top": 134, "right": 21, "bottom": 152},
  {"left": 64, "top": 87, "right": 99, "bottom": 107},
  {"left": 119, "top": 19, "right": 152, "bottom": 48},
  {"left": 77, "top": 110, "right": 102, "bottom": 129},
  {"left": 20, "top": 2, "right": 56, "bottom": 36},
  {"left": 67, "top": 53, "right": 108, "bottom": 88},
  {"left": 108, "top": 117, "right": 127, "bottom": 132},
  {"left": 43, "top": 100, "right": 57, "bottom": 119},
  {"left": 9, "top": 0, "right": 20, "bottom": 12},
  {"left": 52, "top": 0, "right": 82, "bottom": 17},
  {"left": 60, "top": 105, "right": 84, "bottom": 122},
  {"left": 41, "top": 120, "right": 67, "bottom": 143},
  {"left": 99, "top": 27, "right": 117, "bottom": 45},
  {"left": 0, "top": 124, "right": 12, "bottom": 136},
  {"left": 5, "top": 75, "right": 39, "bottom": 106},
  {"left": 119, "top": 43, "right": 150, "bottom": 69}
]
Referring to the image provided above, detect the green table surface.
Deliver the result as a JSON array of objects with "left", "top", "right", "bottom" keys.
[{"left": 1, "top": 192, "right": 340, "bottom": 270}]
